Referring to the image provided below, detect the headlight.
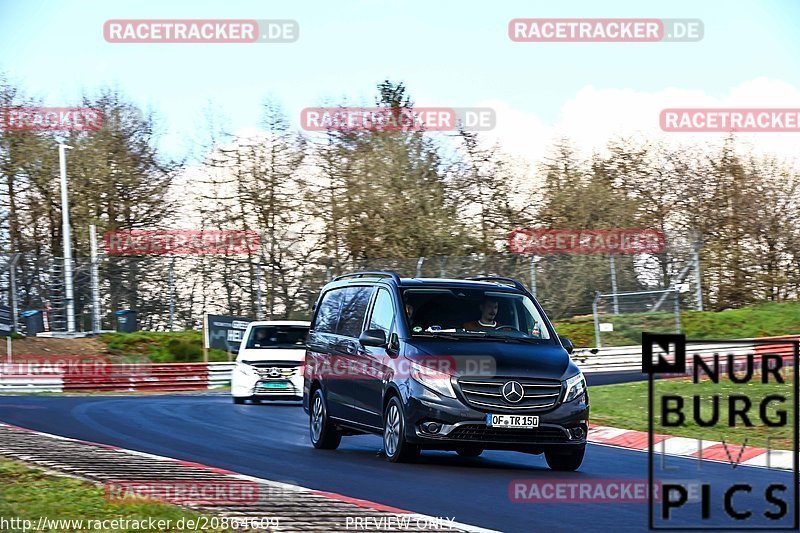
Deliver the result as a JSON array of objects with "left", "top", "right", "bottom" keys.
[
  {"left": 236, "top": 362, "right": 259, "bottom": 377},
  {"left": 408, "top": 360, "right": 456, "bottom": 398},
  {"left": 563, "top": 372, "right": 586, "bottom": 402}
]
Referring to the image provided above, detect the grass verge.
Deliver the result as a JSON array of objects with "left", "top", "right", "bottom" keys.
[
  {"left": 589, "top": 373, "right": 795, "bottom": 450},
  {"left": 555, "top": 301, "right": 800, "bottom": 347},
  {"left": 0, "top": 457, "right": 239, "bottom": 532}
]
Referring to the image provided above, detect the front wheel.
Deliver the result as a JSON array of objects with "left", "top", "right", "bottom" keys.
[
  {"left": 383, "top": 397, "right": 419, "bottom": 463},
  {"left": 544, "top": 445, "right": 585, "bottom": 471},
  {"left": 309, "top": 389, "right": 341, "bottom": 450}
]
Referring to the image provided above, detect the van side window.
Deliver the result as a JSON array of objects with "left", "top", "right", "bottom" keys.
[
  {"left": 337, "top": 286, "right": 374, "bottom": 338},
  {"left": 314, "top": 288, "right": 346, "bottom": 334},
  {"left": 368, "top": 288, "right": 395, "bottom": 336}
]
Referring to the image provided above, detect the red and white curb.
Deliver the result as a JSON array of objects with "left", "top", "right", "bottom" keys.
[
  {"left": 588, "top": 424, "right": 794, "bottom": 470},
  {"left": 0, "top": 421, "right": 499, "bottom": 533}
]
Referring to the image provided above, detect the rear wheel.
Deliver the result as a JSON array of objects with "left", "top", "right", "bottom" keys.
[
  {"left": 456, "top": 447, "right": 484, "bottom": 458},
  {"left": 232, "top": 397, "right": 245, "bottom": 405},
  {"left": 383, "top": 397, "right": 419, "bottom": 463},
  {"left": 310, "top": 389, "right": 341, "bottom": 449},
  {"left": 545, "top": 445, "right": 585, "bottom": 471}
]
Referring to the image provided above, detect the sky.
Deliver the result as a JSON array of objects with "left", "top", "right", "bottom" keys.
[{"left": 1, "top": 0, "right": 799, "bottom": 162}]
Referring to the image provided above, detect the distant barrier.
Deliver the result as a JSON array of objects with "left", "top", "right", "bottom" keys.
[
  {"left": 575, "top": 335, "right": 799, "bottom": 374},
  {"left": 0, "top": 362, "right": 235, "bottom": 393},
  {"left": 0, "top": 335, "right": 796, "bottom": 393}
]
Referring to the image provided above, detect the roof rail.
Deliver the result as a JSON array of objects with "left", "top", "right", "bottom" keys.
[
  {"left": 332, "top": 271, "right": 401, "bottom": 284},
  {"left": 466, "top": 276, "right": 530, "bottom": 294}
]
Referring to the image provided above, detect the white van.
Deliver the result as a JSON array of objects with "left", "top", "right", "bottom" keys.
[{"left": 231, "top": 320, "right": 310, "bottom": 404}]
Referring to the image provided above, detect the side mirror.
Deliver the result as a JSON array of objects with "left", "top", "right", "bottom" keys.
[
  {"left": 559, "top": 336, "right": 574, "bottom": 355},
  {"left": 359, "top": 329, "right": 387, "bottom": 347}
]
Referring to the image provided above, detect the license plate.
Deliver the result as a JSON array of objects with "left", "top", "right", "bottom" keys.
[
  {"left": 257, "top": 382, "right": 289, "bottom": 390},
  {"left": 486, "top": 414, "right": 539, "bottom": 428}
]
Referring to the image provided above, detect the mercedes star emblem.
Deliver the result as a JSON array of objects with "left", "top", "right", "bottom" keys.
[{"left": 501, "top": 381, "right": 524, "bottom": 403}]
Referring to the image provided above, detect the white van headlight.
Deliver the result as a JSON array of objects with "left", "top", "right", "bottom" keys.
[
  {"left": 563, "top": 372, "right": 586, "bottom": 403},
  {"left": 236, "top": 362, "right": 259, "bottom": 377}
]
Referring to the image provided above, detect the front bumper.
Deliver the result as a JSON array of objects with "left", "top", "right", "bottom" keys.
[
  {"left": 400, "top": 380, "right": 589, "bottom": 451},
  {"left": 231, "top": 368, "right": 304, "bottom": 400}
]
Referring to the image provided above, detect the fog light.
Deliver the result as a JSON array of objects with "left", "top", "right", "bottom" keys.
[
  {"left": 571, "top": 427, "right": 585, "bottom": 439},
  {"left": 421, "top": 422, "right": 441, "bottom": 434}
]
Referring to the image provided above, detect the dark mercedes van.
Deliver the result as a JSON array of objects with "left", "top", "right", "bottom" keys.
[{"left": 302, "top": 272, "right": 588, "bottom": 470}]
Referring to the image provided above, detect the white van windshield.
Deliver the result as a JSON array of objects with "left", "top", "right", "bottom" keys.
[{"left": 245, "top": 325, "right": 308, "bottom": 349}]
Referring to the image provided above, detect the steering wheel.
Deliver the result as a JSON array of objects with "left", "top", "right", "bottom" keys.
[{"left": 494, "top": 325, "right": 518, "bottom": 331}]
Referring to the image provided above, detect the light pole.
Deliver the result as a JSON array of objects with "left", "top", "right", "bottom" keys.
[
  {"left": 59, "top": 144, "right": 76, "bottom": 333},
  {"left": 89, "top": 224, "right": 101, "bottom": 333}
]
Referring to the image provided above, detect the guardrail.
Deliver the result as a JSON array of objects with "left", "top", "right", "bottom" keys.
[
  {"left": 0, "top": 362, "right": 236, "bottom": 394},
  {"left": 574, "top": 335, "right": 799, "bottom": 374}
]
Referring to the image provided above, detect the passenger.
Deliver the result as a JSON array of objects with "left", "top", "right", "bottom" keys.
[{"left": 463, "top": 298, "right": 499, "bottom": 329}]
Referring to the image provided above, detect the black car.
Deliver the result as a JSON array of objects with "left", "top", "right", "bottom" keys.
[{"left": 302, "top": 272, "right": 588, "bottom": 470}]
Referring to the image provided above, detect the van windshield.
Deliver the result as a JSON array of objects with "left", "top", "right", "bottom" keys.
[
  {"left": 245, "top": 325, "right": 308, "bottom": 349},
  {"left": 402, "top": 288, "right": 551, "bottom": 341}
]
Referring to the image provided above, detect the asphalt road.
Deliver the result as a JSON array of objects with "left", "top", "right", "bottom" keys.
[{"left": 0, "top": 393, "right": 794, "bottom": 532}]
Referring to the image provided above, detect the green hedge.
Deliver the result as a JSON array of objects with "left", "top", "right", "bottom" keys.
[{"left": 100, "top": 330, "right": 231, "bottom": 363}]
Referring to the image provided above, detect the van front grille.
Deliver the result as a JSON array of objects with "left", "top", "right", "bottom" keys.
[
  {"left": 457, "top": 377, "right": 563, "bottom": 412},
  {"left": 248, "top": 362, "right": 300, "bottom": 380}
]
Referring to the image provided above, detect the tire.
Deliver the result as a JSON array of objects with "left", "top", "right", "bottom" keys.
[
  {"left": 545, "top": 445, "right": 585, "bottom": 471},
  {"left": 456, "top": 447, "right": 483, "bottom": 458},
  {"left": 383, "top": 397, "right": 419, "bottom": 463},
  {"left": 251, "top": 398, "right": 261, "bottom": 404},
  {"left": 309, "top": 389, "right": 341, "bottom": 450},
  {"left": 233, "top": 397, "right": 245, "bottom": 405}
]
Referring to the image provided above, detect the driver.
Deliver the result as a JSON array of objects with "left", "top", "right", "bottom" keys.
[
  {"left": 463, "top": 297, "right": 499, "bottom": 329},
  {"left": 252, "top": 328, "right": 270, "bottom": 346}
]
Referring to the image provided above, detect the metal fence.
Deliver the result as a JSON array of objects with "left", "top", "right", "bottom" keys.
[
  {"left": 0, "top": 250, "right": 700, "bottom": 333},
  {"left": 592, "top": 289, "right": 682, "bottom": 348}
]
